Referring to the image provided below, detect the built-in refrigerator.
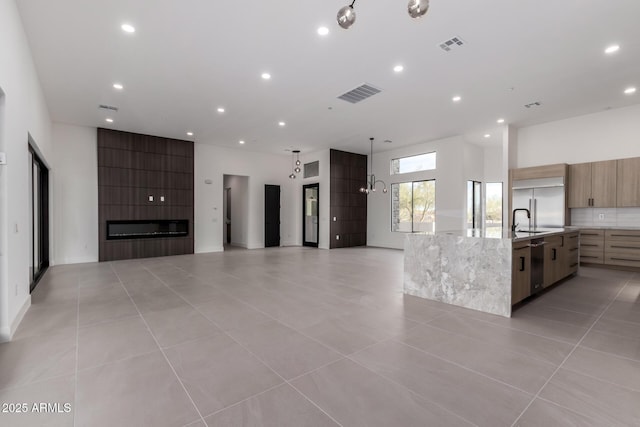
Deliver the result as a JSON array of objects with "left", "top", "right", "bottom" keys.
[{"left": 512, "top": 177, "right": 565, "bottom": 229}]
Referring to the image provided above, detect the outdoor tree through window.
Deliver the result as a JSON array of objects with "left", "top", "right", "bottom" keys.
[{"left": 392, "top": 180, "right": 435, "bottom": 232}]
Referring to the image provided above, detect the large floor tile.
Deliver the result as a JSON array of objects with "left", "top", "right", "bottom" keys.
[
  {"left": 0, "top": 375, "right": 74, "bottom": 427},
  {"left": 129, "top": 288, "right": 191, "bottom": 313},
  {"left": 300, "top": 315, "right": 384, "bottom": 355},
  {"left": 76, "top": 352, "right": 199, "bottom": 427},
  {"left": 591, "top": 316, "right": 640, "bottom": 340},
  {"left": 602, "top": 300, "right": 640, "bottom": 324},
  {"left": 227, "top": 321, "right": 342, "bottom": 379},
  {"left": 12, "top": 301, "right": 77, "bottom": 340},
  {"left": 428, "top": 312, "right": 574, "bottom": 365},
  {"left": 203, "top": 384, "right": 338, "bottom": 427},
  {"left": 460, "top": 306, "right": 589, "bottom": 344},
  {"left": 0, "top": 330, "right": 76, "bottom": 390},
  {"left": 291, "top": 358, "right": 473, "bottom": 427},
  {"left": 78, "top": 294, "right": 139, "bottom": 327},
  {"left": 563, "top": 346, "right": 640, "bottom": 392},
  {"left": 164, "top": 334, "right": 283, "bottom": 416},
  {"left": 539, "top": 368, "right": 640, "bottom": 426},
  {"left": 77, "top": 316, "right": 158, "bottom": 370},
  {"left": 580, "top": 329, "right": 640, "bottom": 361},
  {"left": 401, "top": 324, "right": 557, "bottom": 393},
  {"left": 516, "top": 398, "right": 604, "bottom": 427},
  {"left": 516, "top": 304, "right": 598, "bottom": 328},
  {"left": 350, "top": 340, "right": 532, "bottom": 426},
  {"left": 195, "top": 294, "right": 273, "bottom": 331},
  {"left": 143, "top": 305, "right": 220, "bottom": 348}
]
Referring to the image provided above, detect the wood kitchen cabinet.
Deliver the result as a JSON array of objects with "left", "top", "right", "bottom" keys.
[
  {"left": 616, "top": 157, "right": 640, "bottom": 207},
  {"left": 568, "top": 160, "right": 617, "bottom": 208},
  {"left": 543, "top": 235, "right": 563, "bottom": 287},
  {"left": 604, "top": 229, "right": 640, "bottom": 268},
  {"left": 512, "top": 243, "right": 531, "bottom": 304},
  {"left": 579, "top": 229, "right": 605, "bottom": 264},
  {"left": 563, "top": 231, "right": 580, "bottom": 276}
]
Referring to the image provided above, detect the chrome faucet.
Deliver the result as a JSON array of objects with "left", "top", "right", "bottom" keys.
[{"left": 512, "top": 208, "right": 531, "bottom": 232}]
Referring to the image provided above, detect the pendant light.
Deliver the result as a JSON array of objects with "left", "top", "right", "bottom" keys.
[
  {"left": 289, "top": 150, "right": 301, "bottom": 179},
  {"left": 359, "top": 138, "right": 387, "bottom": 194},
  {"left": 408, "top": 0, "right": 430, "bottom": 19},
  {"left": 337, "top": 0, "right": 430, "bottom": 29}
]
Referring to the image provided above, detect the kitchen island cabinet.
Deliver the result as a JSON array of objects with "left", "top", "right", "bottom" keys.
[{"left": 404, "top": 228, "right": 579, "bottom": 317}]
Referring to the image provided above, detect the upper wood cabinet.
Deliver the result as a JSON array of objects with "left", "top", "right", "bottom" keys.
[
  {"left": 616, "top": 157, "right": 640, "bottom": 207},
  {"left": 568, "top": 160, "right": 617, "bottom": 208}
]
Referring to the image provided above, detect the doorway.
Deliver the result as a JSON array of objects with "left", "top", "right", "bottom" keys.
[
  {"left": 303, "top": 183, "right": 319, "bottom": 247},
  {"left": 264, "top": 184, "right": 280, "bottom": 247},
  {"left": 223, "top": 175, "right": 249, "bottom": 249},
  {"left": 28, "top": 142, "right": 49, "bottom": 292}
]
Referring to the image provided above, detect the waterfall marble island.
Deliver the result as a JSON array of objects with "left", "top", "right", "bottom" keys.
[{"left": 403, "top": 228, "right": 579, "bottom": 317}]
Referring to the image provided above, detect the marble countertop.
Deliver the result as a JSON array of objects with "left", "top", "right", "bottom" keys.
[
  {"left": 415, "top": 227, "right": 579, "bottom": 242},
  {"left": 573, "top": 225, "right": 640, "bottom": 230}
]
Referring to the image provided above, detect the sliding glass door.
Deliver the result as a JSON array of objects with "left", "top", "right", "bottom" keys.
[{"left": 28, "top": 144, "right": 49, "bottom": 291}]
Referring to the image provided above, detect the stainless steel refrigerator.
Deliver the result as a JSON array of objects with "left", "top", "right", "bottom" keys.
[{"left": 512, "top": 177, "right": 565, "bottom": 228}]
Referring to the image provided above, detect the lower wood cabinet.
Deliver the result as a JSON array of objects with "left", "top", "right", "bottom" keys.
[
  {"left": 563, "top": 231, "right": 580, "bottom": 276},
  {"left": 604, "top": 229, "right": 640, "bottom": 268},
  {"left": 512, "top": 242, "right": 531, "bottom": 304},
  {"left": 579, "top": 229, "right": 605, "bottom": 264},
  {"left": 543, "top": 235, "right": 563, "bottom": 288}
]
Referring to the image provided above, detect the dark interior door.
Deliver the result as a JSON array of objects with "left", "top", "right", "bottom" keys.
[{"left": 265, "top": 185, "right": 280, "bottom": 247}]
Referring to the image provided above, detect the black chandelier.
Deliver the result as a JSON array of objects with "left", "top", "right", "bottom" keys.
[{"left": 359, "top": 138, "right": 387, "bottom": 194}]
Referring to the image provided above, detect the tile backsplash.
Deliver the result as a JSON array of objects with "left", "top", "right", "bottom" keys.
[{"left": 571, "top": 208, "right": 640, "bottom": 227}]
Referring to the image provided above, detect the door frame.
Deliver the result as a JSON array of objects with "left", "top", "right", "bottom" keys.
[
  {"left": 28, "top": 143, "right": 50, "bottom": 292},
  {"left": 302, "top": 183, "right": 319, "bottom": 248}
]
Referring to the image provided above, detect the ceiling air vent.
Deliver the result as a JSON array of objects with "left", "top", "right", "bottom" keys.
[
  {"left": 337, "top": 83, "right": 382, "bottom": 104},
  {"left": 524, "top": 102, "right": 542, "bottom": 109},
  {"left": 98, "top": 104, "right": 119, "bottom": 112},
  {"left": 439, "top": 37, "right": 465, "bottom": 52}
]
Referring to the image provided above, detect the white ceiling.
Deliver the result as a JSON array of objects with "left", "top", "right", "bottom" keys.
[{"left": 16, "top": 0, "right": 640, "bottom": 155}]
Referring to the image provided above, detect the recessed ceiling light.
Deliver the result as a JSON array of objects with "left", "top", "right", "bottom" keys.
[
  {"left": 239, "top": 140, "right": 245, "bottom": 145},
  {"left": 113, "top": 83, "right": 123, "bottom": 90},
  {"left": 497, "top": 118, "right": 505, "bottom": 124},
  {"left": 317, "top": 26, "right": 329, "bottom": 36},
  {"left": 484, "top": 134, "right": 491, "bottom": 138},
  {"left": 121, "top": 23, "right": 135, "bottom": 33},
  {"left": 278, "top": 121, "right": 286, "bottom": 127},
  {"left": 624, "top": 87, "right": 636, "bottom": 95},
  {"left": 186, "top": 132, "right": 193, "bottom": 136},
  {"left": 452, "top": 95, "right": 462, "bottom": 102},
  {"left": 261, "top": 73, "right": 271, "bottom": 80},
  {"left": 105, "top": 118, "right": 114, "bottom": 123},
  {"left": 605, "top": 44, "right": 620, "bottom": 54},
  {"left": 393, "top": 65, "right": 404, "bottom": 73},
  {"left": 217, "top": 107, "right": 225, "bottom": 113}
]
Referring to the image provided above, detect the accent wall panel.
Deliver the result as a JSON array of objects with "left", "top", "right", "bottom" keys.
[
  {"left": 97, "top": 128, "right": 194, "bottom": 261},
  {"left": 329, "top": 149, "right": 367, "bottom": 249}
]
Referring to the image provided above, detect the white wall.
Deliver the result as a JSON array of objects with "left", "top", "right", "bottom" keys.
[
  {"left": 0, "top": 0, "right": 53, "bottom": 341},
  {"left": 51, "top": 123, "right": 98, "bottom": 265},
  {"left": 195, "top": 143, "right": 295, "bottom": 252},
  {"left": 517, "top": 104, "right": 640, "bottom": 167},
  {"left": 223, "top": 175, "right": 249, "bottom": 248},
  {"left": 367, "top": 136, "right": 485, "bottom": 249},
  {"left": 484, "top": 146, "right": 503, "bottom": 183},
  {"left": 296, "top": 150, "right": 330, "bottom": 249}
]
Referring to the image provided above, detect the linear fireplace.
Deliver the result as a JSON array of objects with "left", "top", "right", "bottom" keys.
[{"left": 106, "top": 220, "right": 189, "bottom": 240}]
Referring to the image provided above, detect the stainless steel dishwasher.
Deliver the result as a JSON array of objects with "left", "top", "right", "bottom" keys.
[{"left": 530, "top": 238, "right": 546, "bottom": 295}]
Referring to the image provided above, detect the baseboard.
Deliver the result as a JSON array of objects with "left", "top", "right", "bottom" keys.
[
  {"left": 0, "top": 295, "right": 31, "bottom": 343},
  {"left": 52, "top": 256, "right": 99, "bottom": 266},
  {"left": 231, "top": 242, "right": 249, "bottom": 249},
  {"left": 195, "top": 246, "right": 224, "bottom": 253}
]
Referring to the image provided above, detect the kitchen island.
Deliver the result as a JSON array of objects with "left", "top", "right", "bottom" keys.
[{"left": 404, "top": 228, "right": 579, "bottom": 317}]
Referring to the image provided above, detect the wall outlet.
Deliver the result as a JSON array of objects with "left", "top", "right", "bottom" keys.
[
  {"left": 333, "top": 217, "right": 337, "bottom": 221},
  {"left": 598, "top": 213, "right": 605, "bottom": 220},
  {"left": 336, "top": 235, "right": 340, "bottom": 240},
  {"left": 148, "top": 195, "right": 154, "bottom": 202},
  {"left": 160, "top": 196, "right": 165, "bottom": 202}
]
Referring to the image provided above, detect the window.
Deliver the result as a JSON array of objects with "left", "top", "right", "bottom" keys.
[
  {"left": 390, "top": 152, "right": 436, "bottom": 175},
  {"left": 467, "top": 180, "right": 482, "bottom": 229},
  {"left": 391, "top": 180, "right": 435, "bottom": 232},
  {"left": 485, "top": 182, "right": 503, "bottom": 228}
]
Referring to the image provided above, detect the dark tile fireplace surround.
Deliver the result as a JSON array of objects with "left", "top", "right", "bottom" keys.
[{"left": 98, "top": 128, "right": 194, "bottom": 261}]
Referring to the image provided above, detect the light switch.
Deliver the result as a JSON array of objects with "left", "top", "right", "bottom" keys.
[
  {"left": 333, "top": 217, "right": 337, "bottom": 221},
  {"left": 336, "top": 235, "right": 340, "bottom": 240},
  {"left": 160, "top": 196, "right": 165, "bottom": 202},
  {"left": 148, "top": 195, "right": 154, "bottom": 202}
]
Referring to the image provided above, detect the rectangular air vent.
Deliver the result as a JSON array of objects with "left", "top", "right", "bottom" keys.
[
  {"left": 337, "top": 83, "right": 381, "bottom": 104},
  {"left": 439, "top": 37, "right": 465, "bottom": 52},
  {"left": 98, "top": 104, "right": 119, "bottom": 112},
  {"left": 524, "top": 102, "right": 542, "bottom": 109}
]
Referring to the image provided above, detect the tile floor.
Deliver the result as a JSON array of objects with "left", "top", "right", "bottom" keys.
[{"left": 1, "top": 247, "right": 639, "bottom": 426}]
